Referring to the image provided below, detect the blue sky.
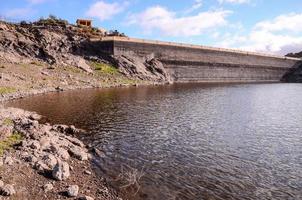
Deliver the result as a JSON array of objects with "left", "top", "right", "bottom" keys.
[{"left": 1, "top": 0, "right": 302, "bottom": 55}]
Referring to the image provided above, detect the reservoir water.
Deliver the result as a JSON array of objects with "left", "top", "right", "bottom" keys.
[{"left": 7, "top": 83, "right": 302, "bottom": 200}]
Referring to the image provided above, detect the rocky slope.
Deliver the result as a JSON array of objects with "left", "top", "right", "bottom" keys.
[
  {"left": 281, "top": 60, "right": 302, "bottom": 82},
  {"left": 0, "top": 19, "right": 171, "bottom": 83},
  {"left": 286, "top": 51, "right": 302, "bottom": 58},
  {"left": 282, "top": 51, "right": 302, "bottom": 82},
  {"left": 0, "top": 107, "right": 120, "bottom": 199}
]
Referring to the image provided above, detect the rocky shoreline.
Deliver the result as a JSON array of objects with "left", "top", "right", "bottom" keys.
[
  {"left": 0, "top": 106, "right": 121, "bottom": 199},
  {"left": 0, "top": 17, "right": 171, "bottom": 199}
]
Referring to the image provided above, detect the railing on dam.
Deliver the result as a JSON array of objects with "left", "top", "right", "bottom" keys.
[{"left": 96, "top": 36, "right": 301, "bottom": 61}]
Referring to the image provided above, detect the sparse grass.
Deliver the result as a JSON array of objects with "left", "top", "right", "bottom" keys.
[
  {"left": 91, "top": 62, "right": 119, "bottom": 75},
  {"left": 0, "top": 87, "right": 16, "bottom": 95},
  {"left": 2, "top": 118, "right": 13, "bottom": 126},
  {"left": 63, "top": 66, "right": 83, "bottom": 74},
  {"left": 30, "top": 61, "right": 44, "bottom": 67},
  {"left": 0, "top": 132, "right": 23, "bottom": 156}
]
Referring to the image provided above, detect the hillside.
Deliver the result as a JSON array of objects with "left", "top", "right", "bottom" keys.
[
  {"left": 286, "top": 51, "right": 302, "bottom": 58},
  {"left": 282, "top": 51, "right": 302, "bottom": 82},
  {"left": 0, "top": 17, "right": 171, "bottom": 100}
]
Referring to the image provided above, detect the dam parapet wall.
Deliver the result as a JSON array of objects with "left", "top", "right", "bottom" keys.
[{"left": 98, "top": 37, "right": 301, "bottom": 83}]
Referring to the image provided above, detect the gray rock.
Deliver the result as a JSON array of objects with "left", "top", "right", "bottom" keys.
[
  {"left": 65, "top": 136, "right": 84, "bottom": 147},
  {"left": 68, "top": 146, "right": 88, "bottom": 161},
  {"left": 25, "top": 155, "right": 38, "bottom": 163},
  {"left": 3, "top": 156, "right": 13, "bottom": 165},
  {"left": 29, "top": 140, "right": 41, "bottom": 150},
  {"left": 79, "top": 196, "right": 94, "bottom": 200},
  {"left": 84, "top": 170, "right": 92, "bottom": 175},
  {"left": 43, "top": 183, "right": 53, "bottom": 192},
  {"left": 0, "top": 184, "right": 16, "bottom": 196},
  {"left": 52, "top": 160, "right": 70, "bottom": 181},
  {"left": 29, "top": 113, "right": 41, "bottom": 120},
  {"left": 67, "top": 185, "right": 79, "bottom": 197},
  {"left": 56, "top": 148, "right": 70, "bottom": 160},
  {"left": 34, "top": 160, "right": 50, "bottom": 172},
  {"left": 42, "top": 154, "right": 58, "bottom": 169}
]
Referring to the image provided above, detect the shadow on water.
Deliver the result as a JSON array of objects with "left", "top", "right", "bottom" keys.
[{"left": 7, "top": 83, "right": 302, "bottom": 200}]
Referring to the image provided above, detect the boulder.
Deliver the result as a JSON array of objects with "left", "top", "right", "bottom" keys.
[
  {"left": 67, "top": 185, "right": 79, "bottom": 197},
  {"left": 68, "top": 146, "right": 88, "bottom": 161},
  {"left": 56, "top": 148, "right": 70, "bottom": 160},
  {"left": 43, "top": 183, "right": 53, "bottom": 192},
  {"left": 52, "top": 160, "right": 70, "bottom": 181},
  {"left": 42, "top": 154, "right": 58, "bottom": 169},
  {"left": 0, "top": 184, "right": 16, "bottom": 196}
]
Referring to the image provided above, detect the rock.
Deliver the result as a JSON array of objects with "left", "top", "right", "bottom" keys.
[
  {"left": 0, "top": 184, "right": 16, "bottom": 196},
  {"left": 79, "top": 196, "right": 94, "bottom": 200},
  {"left": 39, "top": 136, "right": 51, "bottom": 150},
  {"left": 84, "top": 170, "right": 91, "bottom": 175},
  {"left": 55, "top": 86, "right": 64, "bottom": 92},
  {"left": 52, "top": 160, "right": 70, "bottom": 181},
  {"left": 3, "top": 156, "right": 13, "bottom": 165},
  {"left": 35, "top": 160, "right": 50, "bottom": 172},
  {"left": 65, "top": 56, "right": 93, "bottom": 73},
  {"left": 67, "top": 185, "right": 79, "bottom": 197},
  {"left": 41, "top": 71, "right": 50, "bottom": 76},
  {"left": 29, "top": 113, "right": 41, "bottom": 120},
  {"left": 68, "top": 146, "right": 88, "bottom": 161},
  {"left": 113, "top": 55, "right": 172, "bottom": 83},
  {"left": 56, "top": 148, "right": 70, "bottom": 160},
  {"left": 25, "top": 155, "right": 38, "bottom": 163},
  {"left": 65, "top": 136, "right": 85, "bottom": 147},
  {"left": 29, "top": 140, "right": 41, "bottom": 150},
  {"left": 42, "top": 154, "right": 58, "bottom": 169},
  {"left": 43, "top": 183, "right": 53, "bottom": 192},
  {"left": 0, "top": 180, "right": 4, "bottom": 187}
]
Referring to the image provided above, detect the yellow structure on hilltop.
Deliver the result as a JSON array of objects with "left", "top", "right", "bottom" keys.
[{"left": 76, "top": 19, "right": 92, "bottom": 28}]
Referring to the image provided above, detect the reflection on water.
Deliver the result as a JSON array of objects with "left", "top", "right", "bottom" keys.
[{"left": 7, "top": 83, "right": 302, "bottom": 200}]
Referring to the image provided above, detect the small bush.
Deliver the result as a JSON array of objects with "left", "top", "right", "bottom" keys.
[
  {"left": 0, "top": 87, "right": 16, "bottom": 95},
  {"left": 0, "top": 132, "right": 23, "bottom": 156},
  {"left": 91, "top": 62, "right": 119, "bottom": 75},
  {"left": 116, "top": 165, "right": 145, "bottom": 196},
  {"left": 2, "top": 118, "right": 13, "bottom": 126}
]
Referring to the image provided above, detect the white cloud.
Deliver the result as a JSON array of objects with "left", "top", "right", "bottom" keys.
[
  {"left": 218, "top": 0, "right": 250, "bottom": 4},
  {"left": 2, "top": 8, "right": 34, "bottom": 19},
  {"left": 86, "top": 1, "right": 127, "bottom": 21},
  {"left": 185, "top": 0, "right": 203, "bottom": 14},
  {"left": 27, "top": 0, "right": 50, "bottom": 4},
  {"left": 255, "top": 13, "right": 302, "bottom": 33},
  {"left": 128, "top": 6, "right": 232, "bottom": 37},
  {"left": 219, "top": 13, "right": 302, "bottom": 55}
]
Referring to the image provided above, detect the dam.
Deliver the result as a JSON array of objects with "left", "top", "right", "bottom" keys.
[{"left": 98, "top": 37, "right": 301, "bottom": 83}]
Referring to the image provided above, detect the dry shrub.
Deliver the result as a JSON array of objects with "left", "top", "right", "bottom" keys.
[{"left": 115, "top": 165, "right": 145, "bottom": 196}]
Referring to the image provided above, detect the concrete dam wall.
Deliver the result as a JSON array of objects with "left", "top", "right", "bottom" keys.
[{"left": 99, "top": 37, "right": 301, "bottom": 83}]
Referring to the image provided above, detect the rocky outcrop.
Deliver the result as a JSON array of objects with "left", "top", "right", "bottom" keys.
[
  {"left": 0, "top": 107, "right": 120, "bottom": 199},
  {"left": 0, "top": 20, "right": 171, "bottom": 82},
  {"left": 112, "top": 55, "right": 172, "bottom": 83},
  {"left": 281, "top": 61, "right": 302, "bottom": 82},
  {"left": 286, "top": 51, "right": 302, "bottom": 58}
]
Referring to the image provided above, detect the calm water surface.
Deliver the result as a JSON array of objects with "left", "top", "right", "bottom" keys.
[{"left": 7, "top": 83, "right": 302, "bottom": 200}]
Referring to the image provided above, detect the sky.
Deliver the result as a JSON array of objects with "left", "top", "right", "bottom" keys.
[{"left": 1, "top": 0, "right": 302, "bottom": 55}]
